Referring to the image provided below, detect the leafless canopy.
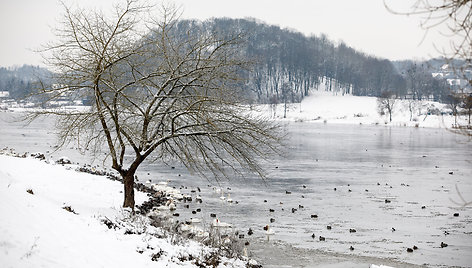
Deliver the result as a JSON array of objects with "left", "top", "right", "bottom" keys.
[{"left": 34, "top": 0, "right": 283, "bottom": 207}]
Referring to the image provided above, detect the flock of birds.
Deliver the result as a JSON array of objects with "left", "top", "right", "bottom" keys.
[
  {"left": 148, "top": 168, "right": 458, "bottom": 254},
  {"left": 153, "top": 180, "right": 366, "bottom": 246}
]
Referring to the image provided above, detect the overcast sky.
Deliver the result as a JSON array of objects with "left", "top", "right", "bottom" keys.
[{"left": 0, "top": 0, "right": 454, "bottom": 68}]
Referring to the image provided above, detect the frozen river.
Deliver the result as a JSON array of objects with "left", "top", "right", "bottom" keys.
[{"left": 1, "top": 112, "right": 471, "bottom": 267}]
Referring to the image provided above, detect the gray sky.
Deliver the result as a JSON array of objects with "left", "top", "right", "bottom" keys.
[{"left": 0, "top": 0, "right": 454, "bottom": 68}]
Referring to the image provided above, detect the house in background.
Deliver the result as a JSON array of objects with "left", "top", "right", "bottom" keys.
[{"left": 0, "top": 91, "right": 9, "bottom": 99}]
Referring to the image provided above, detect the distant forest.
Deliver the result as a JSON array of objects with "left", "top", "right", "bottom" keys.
[
  {"left": 0, "top": 18, "right": 451, "bottom": 104},
  {"left": 0, "top": 65, "right": 50, "bottom": 99},
  {"left": 196, "top": 18, "right": 450, "bottom": 103}
]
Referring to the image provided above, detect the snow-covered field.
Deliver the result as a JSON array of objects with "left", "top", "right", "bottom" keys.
[
  {"left": 257, "top": 91, "right": 463, "bottom": 129},
  {"left": 0, "top": 153, "right": 249, "bottom": 268}
]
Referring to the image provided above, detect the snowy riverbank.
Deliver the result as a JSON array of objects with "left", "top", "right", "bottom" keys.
[
  {"left": 3, "top": 91, "right": 467, "bottom": 130},
  {"left": 256, "top": 91, "right": 464, "bottom": 129},
  {"left": 0, "top": 151, "right": 252, "bottom": 268}
]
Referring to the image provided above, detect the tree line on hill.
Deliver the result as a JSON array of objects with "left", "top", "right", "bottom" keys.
[
  {"left": 0, "top": 65, "right": 51, "bottom": 99},
  {"left": 0, "top": 18, "right": 455, "bottom": 105},
  {"left": 172, "top": 18, "right": 452, "bottom": 104}
]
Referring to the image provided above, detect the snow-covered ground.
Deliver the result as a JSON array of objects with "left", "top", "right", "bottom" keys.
[
  {"left": 0, "top": 153, "right": 248, "bottom": 268},
  {"left": 257, "top": 91, "right": 464, "bottom": 129}
]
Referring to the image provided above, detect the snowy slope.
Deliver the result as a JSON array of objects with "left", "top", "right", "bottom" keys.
[{"left": 0, "top": 154, "right": 246, "bottom": 268}]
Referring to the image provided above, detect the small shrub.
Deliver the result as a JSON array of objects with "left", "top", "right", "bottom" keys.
[
  {"left": 118, "top": 208, "right": 148, "bottom": 234},
  {"left": 22, "top": 236, "right": 39, "bottom": 259},
  {"left": 30, "top": 153, "right": 45, "bottom": 160},
  {"left": 26, "top": 189, "right": 34, "bottom": 195},
  {"left": 124, "top": 229, "right": 136, "bottom": 235},
  {"left": 427, "top": 107, "right": 441, "bottom": 115},
  {"left": 56, "top": 157, "right": 71, "bottom": 165},
  {"left": 195, "top": 251, "right": 220, "bottom": 268},
  {"left": 62, "top": 205, "right": 78, "bottom": 214},
  {"left": 151, "top": 249, "right": 165, "bottom": 261},
  {"left": 247, "top": 260, "right": 263, "bottom": 268},
  {"left": 101, "top": 218, "right": 119, "bottom": 229}
]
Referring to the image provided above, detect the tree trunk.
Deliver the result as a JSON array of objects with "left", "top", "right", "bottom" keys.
[
  {"left": 284, "top": 100, "right": 287, "bottom": 118},
  {"left": 123, "top": 171, "right": 135, "bottom": 209},
  {"left": 468, "top": 109, "right": 471, "bottom": 126}
]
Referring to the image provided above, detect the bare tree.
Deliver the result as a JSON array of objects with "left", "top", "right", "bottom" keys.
[
  {"left": 282, "top": 82, "right": 290, "bottom": 119},
  {"left": 405, "top": 98, "right": 419, "bottom": 121},
  {"left": 446, "top": 93, "right": 462, "bottom": 126},
  {"left": 377, "top": 91, "right": 397, "bottom": 122},
  {"left": 461, "top": 94, "right": 472, "bottom": 125},
  {"left": 269, "top": 95, "right": 278, "bottom": 118},
  {"left": 32, "top": 0, "right": 283, "bottom": 209}
]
